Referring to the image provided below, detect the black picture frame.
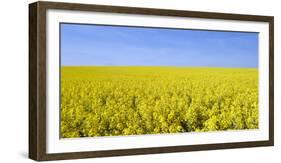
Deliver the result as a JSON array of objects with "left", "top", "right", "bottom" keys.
[{"left": 29, "top": 1, "right": 274, "bottom": 161}]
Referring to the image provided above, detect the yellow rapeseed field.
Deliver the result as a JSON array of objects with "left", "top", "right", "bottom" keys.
[{"left": 61, "top": 66, "right": 258, "bottom": 138}]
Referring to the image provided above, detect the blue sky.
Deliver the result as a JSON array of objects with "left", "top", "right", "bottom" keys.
[{"left": 61, "top": 23, "right": 258, "bottom": 68}]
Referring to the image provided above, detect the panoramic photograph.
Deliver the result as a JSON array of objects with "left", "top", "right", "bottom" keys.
[{"left": 60, "top": 23, "right": 259, "bottom": 138}]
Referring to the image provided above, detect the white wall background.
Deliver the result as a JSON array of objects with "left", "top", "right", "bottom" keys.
[{"left": 0, "top": 0, "right": 279, "bottom": 162}]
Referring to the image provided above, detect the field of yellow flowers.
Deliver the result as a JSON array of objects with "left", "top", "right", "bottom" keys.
[{"left": 60, "top": 66, "right": 258, "bottom": 138}]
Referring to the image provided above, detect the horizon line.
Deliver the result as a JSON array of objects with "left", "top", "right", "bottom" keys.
[{"left": 61, "top": 65, "right": 258, "bottom": 68}]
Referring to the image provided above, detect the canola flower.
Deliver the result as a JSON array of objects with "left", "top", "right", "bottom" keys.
[{"left": 61, "top": 66, "right": 258, "bottom": 138}]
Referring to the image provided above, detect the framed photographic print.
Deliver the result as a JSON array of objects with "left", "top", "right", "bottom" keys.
[{"left": 29, "top": 1, "right": 274, "bottom": 161}]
